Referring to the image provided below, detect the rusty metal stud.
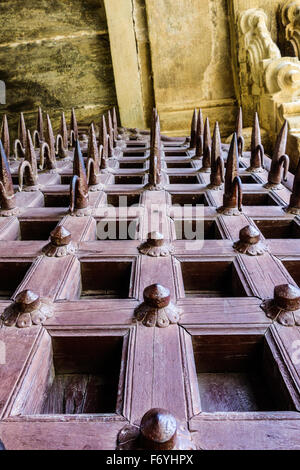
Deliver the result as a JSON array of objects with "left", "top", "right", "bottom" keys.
[
  {"left": 134, "top": 284, "right": 182, "bottom": 327},
  {"left": 117, "top": 408, "right": 196, "bottom": 450},
  {"left": 55, "top": 112, "right": 69, "bottom": 160},
  {"left": 138, "top": 231, "right": 174, "bottom": 257},
  {"left": 207, "top": 121, "right": 224, "bottom": 190},
  {"left": 286, "top": 155, "right": 300, "bottom": 214},
  {"left": 247, "top": 112, "right": 264, "bottom": 173},
  {"left": 236, "top": 106, "right": 244, "bottom": 157},
  {"left": 189, "top": 108, "right": 198, "bottom": 150},
  {"left": 1, "top": 289, "right": 54, "bottom": 328},
  {"left": 261, "top": 284, "right": 300, "bottom": 326},
  {"left": 40, "top": 114, "right": 58, "bottom": 172},
  {"left": 233, "top": 225, "right": 268, "bottom": 256},
  {"left": 69, "top": 140, "right": 90, "bottom": 216},
  {"left": 43, "top": 225, "right": 76, "bottom": 257},
  {"left": 0, "top": 140, "right": 19, "bottom": 216},
  {"left": 70, "top": 108, "right": 78, "bottom": 147},
  {"left": 264, "top": 120, "right": 289, "bottom": 190},
  {"left": 18, "top": 130, "right": 39, "bottom": 191},
  {"left": 86, "top": 123, "right": 103, "bottom": 191},
  {"left": 217, "top": 133, "right": 243, "bottom": 215},
  {"left": 199, "top": 117, "right": 211, "bottom": 173},
  {"left": 1, "top": 114, "right": 10, "bottom": 159}
]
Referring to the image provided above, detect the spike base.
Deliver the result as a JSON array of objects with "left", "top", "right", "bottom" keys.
[
  {"left": 285, "top": 206, "right": 300, "bottom": 215},
  {"left": 207, "top": 183, "right": 224, "bottom": 191},
  {"left": 1, "top": 297, "right": 54, "bottom": 328},
  {"left": 43, "top": 241, "right": 76, "bottom": 258},
  {"left": 260, "top": 299, "right": 300, "bottom": 327},
  {"left": 264, "top": 182, "right": 283, "bottom": 190},
  {"left": 246, "top": 166, "right": 264, "bottom": 173},
  {"left": 68, "top": 207, "right": 92, "bottom": 217},
  {"left": 0, "top": 207, "right": 20, "bottom": 217},
  {"left": 134, "top": 301, "right": 182, "bottom": 328},
  {"left": 198, "top": 167, "right": 211, "bottom": 173},
  {"left": 216, "top": 206, "right": 242, "bottom": 216},
  {"left": 233, "top": 239, "right": 268, "bottom": 256}
]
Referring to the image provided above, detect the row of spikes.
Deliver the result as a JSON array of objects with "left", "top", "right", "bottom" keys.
[
  {"left": 189, "top": 106, "right": 244, "bottom": 156},
  {"left": 0, "top": 106, "right": 119, "bottom": 160}
]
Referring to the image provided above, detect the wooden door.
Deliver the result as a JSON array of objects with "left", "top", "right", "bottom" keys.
[{"left": 0, "top": 123, "right": 300, "bottom": 450}]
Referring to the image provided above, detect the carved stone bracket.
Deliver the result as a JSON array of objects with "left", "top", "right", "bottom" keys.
[
  {"left": 281, "top": 0, "right": 300, "bottom": 58},
  {"left": 117, "top": 408, "right": 196, "bottom": 450},
  {"left": 261, "top": 284, "right": 300, "bottom": 326},
  {"left": 43, "top": 226, "right": 76, "bottom": 257},
  {"left": 1, "top": 290, "right": 54, "bottom": 328},
  {"left": 233, "top": 225, "right": 268, "bottom": 256},
  {"left": 138, "top": 232, "right": 174, "bottom": 257},
  {"left": 134, "top": 284, "right": 182, "bottom": 328}
]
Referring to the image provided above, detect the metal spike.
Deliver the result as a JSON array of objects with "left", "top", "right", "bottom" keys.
[
  {"left": 189, "top": 109, "right": 198, "bottom": 150},
  {"left": 148, "top": 112, "right": 162, "bottom": 189},
  {"left": 60, "top": 112, "right": 68, "bottom": 149},
  {"left": 265, "top": 120, "right": 289, "bottom": 189},
  {"left": 194, "top": 109, "right": 204, "bottom": 159},
  {"left": 0, "top": 140, "right": 17, "bottom": 214},
  {"left": 69, "top": 140, "right": 89, "bottom": 215},
  {"left": 208, "top": 121, "right": 224, "bottom": 189},
  {"left": 217, "top": 133, "right": 242, "bottom": 215},
  {"left": 108, "top": 110, "right": 114, "bottom": 148},
  {"left": 18, "top": 113, "right": 27, "bottom": 149},
  {"left": 113, "top": 107, "right": 118, "bottom": 139},
  {"left": 18, "top": 130, "right": 38, "bottom": 190},
  {"left": 200, "top": 117, "right": 211, "bottom": 172},
  {"left": 37, "top": 107, "right": 44, "bottom": 142},
  {"left": 247, "top": 112, "right": 264, "bottom": 172},
  {"left": 86, "top": 123, "right": 102, "bottom": 189},
  {"left": 1, "top": 114, "right": 10, "bottom": 159},
  {"left": 236, "top": 106, "right": 244, "bottom": 156},
  {"left": 70, "top": 108, "right": 78, "bottom": 146}
]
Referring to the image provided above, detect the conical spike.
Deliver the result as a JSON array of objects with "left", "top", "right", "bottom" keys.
[
  {"left": 149, "top": 113, "right": 162, "bottom": 187},
  {"left": 113, "top": 107, "right": 118, "bottom": 138},
  {"left": 99, "top": 115, "right": 107, "bottom": 147},
  {"left": 0, "top": 139, "right": 15, "bottom": 210},
  {"left": 25, "top": 130, "right": 37, "bottom": 177},
  {"left": 209, "top": 121, "right": 224, "bottom": 188},
  {"left": 202, "top": 117, "right": 211, "bottom": 170},
  {"left": 273, "top": 120, "right": 288, "bottom": 162},
  {"left": 224, "top": 132, "right": 239, "bottom": 194},
  {"left": 73, "top": 139, "right": 87, "bottom": 182},
  {"left": 45, "top": 114, "right": 56, "bottom": 161},
  {"left": 70, "top": 108, "right": 78, "bottom": 140},
  {"left": 88, "top": 123, "right": 99, "bottom": 165},
  {"left": 18, "top": 113, "right": 27, "bottom": 148},
  {"left": 211, "top": 122, "right": 221, "bottom": 168},
  {"left": 190, "top": 109, "right": 198, "bottom": 149},
  {"left": 197, "top": 109, "right": 204, "bottom": 137},
  {"left": 108, "top": 110, "right": 114, "bottom": 147},
  {"left": 251, "top": 112, "right": 261, "bottom": 153},
  {"left": 1, "top": 114, "right": 10, "bottom": 159},
  {"left": 60, "top": 112, "right": 68, "bottom": 149},
  {"left": 36, "top": 107, "right": 44, "bottom": 141},
  {"left": 150, "top": 108, "right": 157, "bottom": 150},
  {"left": 236, "top": 107, "right": 244, "bottom": 156}
]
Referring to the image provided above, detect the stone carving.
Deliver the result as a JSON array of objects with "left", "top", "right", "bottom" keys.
[
  {"left": 247, "top": 112, "right": 265, "bottom": 173},
  {"left": 261, "top": 284, "right": 300, "bottom": 326},
  {"left": 286, "top": 154, "right": 300, "bottom": 213},
  {"left": 134, "top": 284, "right": 182, "bottom": 328},
  {"left": 207, "top": 121, "right": 224, "bottom": 190},
  {"left": 18, "top": 130, "right": 40, "bottom": 191},
  {"left": 0, "top": 140, "right": 19, "bottom": 216},
  {"left": 264, "top": 121, "right": 289, "bottom": 190},
  {"left": 138, "top": 232, "right": 174, "bottom": 257},
  {"left": 117, "top": 408, "right": 196, "bottom": 450},
  {"left": 33, "top": 107, "right": 44, "bottom": 148},
  {"left": 281, "top": 1, "right": 300, "bottom": 58},
  {"left": 217, "top": 133, "right": 242, "bottom": 215},
  {"left": 1, "top": 114, "right": 10, "bottom": 159},
  {"left": 86, "top": 123, "right": 103, "bottom": 191},
  {"left": 40, "top": 114, "right": 58, "bottom": 173},
  {"left": 199, "top": 117, "right": 211, "bottom": 173},
  {"left": 69, "top": 140, "right": 90, "bottom": 216},
  {"left": 14, "top": 112, "right": 26, "bottom": 159},
  {"left": 1, "top": 290, "right": 54, "bottom": 328},
  {"left": 233, "top": 225, "right": 268, "bottom": 256},
  {"left": 43, "top": 226, "right": 76, "bottom": 257}
]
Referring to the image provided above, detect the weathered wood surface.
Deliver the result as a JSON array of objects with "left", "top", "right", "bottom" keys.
[{"left": 0, "top": 127, "right": 299, "bottom": 451}]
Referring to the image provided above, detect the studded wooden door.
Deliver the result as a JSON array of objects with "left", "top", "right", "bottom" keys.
[{"left": 0, "top": 108, "right": 299, "bottom": 450}]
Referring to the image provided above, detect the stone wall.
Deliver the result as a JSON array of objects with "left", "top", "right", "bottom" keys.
[{"left": 0, "top": 0, "right": 117, "bottom": 138}]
